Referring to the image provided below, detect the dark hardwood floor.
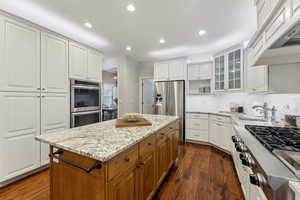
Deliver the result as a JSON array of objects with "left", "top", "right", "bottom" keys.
[
  {"left": 153, "top": 144, "right": 244, "bottom": 200},
  {"left": 0, "top": 144, "right": 244, "bottom": 200}
]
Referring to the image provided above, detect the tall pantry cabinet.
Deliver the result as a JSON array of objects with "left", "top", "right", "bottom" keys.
[{"left": 0, "top": 15, "right": 69, "bottom": 185}]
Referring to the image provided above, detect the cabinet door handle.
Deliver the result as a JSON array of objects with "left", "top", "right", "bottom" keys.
[
  {"left": 37, "top": 88, "right": 41, "bottom": 90},
  {"left": 148, "top": 142, "right": 152, "bottom": 146},
  {"left": 124, "top": 157, "right": 130, "bottom": 162},
  {"left": 42, "top": 88, "right": 46, "bottom": 91}
]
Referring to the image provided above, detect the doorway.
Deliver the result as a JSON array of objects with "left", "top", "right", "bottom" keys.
[{"left": 140, "top": 77, "right": 155, "bottom": 114}]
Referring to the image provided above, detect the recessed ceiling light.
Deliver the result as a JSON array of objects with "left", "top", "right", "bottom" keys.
[
  {"left": 126, "top": 46, "right": 132, "bottom": 51},
  {"left": 198, "top": 30, "right": 206, "bottom": 36},
  {"left": 127, "top": 4, "right": 136, "bottom": 12},
  {"left": 159, "top": 38, "right": 166, "bottom": 44},
  {"left": 84, "top": 22, "right": 92, "bottom": 28}
]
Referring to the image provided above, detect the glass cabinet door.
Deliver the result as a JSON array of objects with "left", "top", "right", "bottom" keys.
[
  {"left": 214, "top": 55, "right": 225, "bottom": 90},
  {"left": 228, "top": 49, "right": 241, "bottom": 89}
]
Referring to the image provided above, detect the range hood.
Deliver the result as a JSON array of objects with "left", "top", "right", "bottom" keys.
[{"left": 271, "top": 21, "right": 300, "bottom": 49}]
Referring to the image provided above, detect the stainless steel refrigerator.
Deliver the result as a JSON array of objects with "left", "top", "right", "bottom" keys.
[{"left": 154, "top": 81, "right": 185, "bottom": 143}]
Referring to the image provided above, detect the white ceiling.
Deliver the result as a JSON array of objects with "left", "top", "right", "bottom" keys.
[{"left": 0, "top": 0, "right": 257, "bottom": 62}]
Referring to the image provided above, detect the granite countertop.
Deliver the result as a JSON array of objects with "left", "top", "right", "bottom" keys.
[{"left": 36, "top": 114, "right": 178, "bottom": 162}]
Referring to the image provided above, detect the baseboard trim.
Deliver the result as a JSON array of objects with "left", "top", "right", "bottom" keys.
[
  {"left": 0, "top": 164, "right": 49, "bottom": 188},
  {"left": 186, "top": 140, "right": 232, "bottom": 155}
]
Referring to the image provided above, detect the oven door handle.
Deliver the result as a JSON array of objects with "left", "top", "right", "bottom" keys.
[
  {"left": 72, "top": 85, "right": 100, "bottom": 90},
  {"left": 72, "top": 110, "right": 100, "bottom": 116}
]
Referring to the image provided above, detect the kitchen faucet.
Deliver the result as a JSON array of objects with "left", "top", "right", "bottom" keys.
[{"left": 252, "top": 102, "right": 277, "bottom": 122}]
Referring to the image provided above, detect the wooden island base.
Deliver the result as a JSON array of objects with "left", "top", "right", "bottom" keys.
[{"left": 50, "top": 120, "right": 180, "bottom": 200}]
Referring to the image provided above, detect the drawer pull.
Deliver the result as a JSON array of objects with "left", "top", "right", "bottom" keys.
[
  {"left": 139, "top": 161, "right": 145, "bottom": 165},
  {"left": 136, "top": 161, "right": 145, "bottom": 168},
  {"left": 124, "top": 157, "right": 130, "bottom": 162},
  {"left": 49, "top": 149, "right": 102, "bottom": 173},
  {"left": 148, "top": 142, "right": 152, "bottom": 146}
]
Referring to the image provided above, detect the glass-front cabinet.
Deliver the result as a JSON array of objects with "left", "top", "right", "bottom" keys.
[
  {"left": 228, "top": 49, "right": 241, "bottom": 89},
  {"left": 214, "top": 55, "right": 225, "bottom": 91},
  {"left": 214, "top": 48, "right": 243, "bottom": 92}
]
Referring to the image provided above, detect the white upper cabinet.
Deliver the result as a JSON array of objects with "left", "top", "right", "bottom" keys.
[
  {"left": 87, "top": 49, "right": 103, "bottom": 82},
  {"left": 247, "top": 65, "right": 268, "bottom": 93},
  {"left": 69, "top": 41, "right": 103, "bottom": 82},
  {"left": 214, "top": 55, "right": 225, "bottom": 91},
  {"left": 228, "top": 49, "right": 242, "bottom": 90},
  {"left": 41, "top": 32, "right": 68, "bottom": 93},
  {"left": 154, "top": 59, "right": 186, "bottom": 81},
  {"left": 213, "top": 48, "right": 243, "bottom": 92},
  {"left": 0, "top": 17, "right": 40, "bottom": 92},
  {"left": 40, "top": 93, "right": 69, "bottom": 165},
  {"left": 168, "top": 60, "right": 186, "bottom": 80},
  {"left": 0, "top": 92, "right": 41, "bottom": 181},
  {"left": 154, "top": 62, "right": 169, "bottom": 81},
  {"left": 188, "top": 62, "right": 212, "bottom": 80},
  {"left": 69, "top": 42, "right": 88, "bottom": 80}
]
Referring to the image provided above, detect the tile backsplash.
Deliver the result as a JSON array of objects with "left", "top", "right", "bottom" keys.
[{"left": 186, "top": 93, "right": 300, "bottom": 121}]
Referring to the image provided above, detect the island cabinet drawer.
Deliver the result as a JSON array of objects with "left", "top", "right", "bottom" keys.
[
  {"left": 156, "top": 128, "right": 169, "bottom": 142},
  {"left": 53, "top": 149, "right": 105, "bottom": 177},
  {"left": 139, "top": 134, "right": 156, "bottom": 160},
  {"left": 107, "top": 145, "right": 138, "bottom": 181}
]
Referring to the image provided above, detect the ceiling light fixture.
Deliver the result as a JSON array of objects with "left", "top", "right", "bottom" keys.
[
  {"left": 126, "top": 46, "right": 132, "bottom": 51},
  {"left": 84, "top": 22, "right": 92, "bottom": 28},
  {"left": 127, "top": 4, "right": 136, "bottom": 12},
  {"left": 159, "top": 38, "right": 166, "bottom": 44},
  {"left": 198, "top": 30, "right": 206, "bottom": 36}
]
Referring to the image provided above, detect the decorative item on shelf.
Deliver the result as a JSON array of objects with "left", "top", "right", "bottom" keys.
[
  {"left": 115, "top": 114, "right": 152, "bottom": 128},
  {"left": 285, "top": 115, "right": 300, "bottom": 127},
  {"left": 237, "top": 106, "right": 244, "bottom": 113}
]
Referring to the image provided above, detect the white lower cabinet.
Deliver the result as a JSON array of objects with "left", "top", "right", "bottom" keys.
[
  {"left": 0, "top": 92, "right": 69, "bottom": 184},
  {"left": 40, "top": 93, "right": 69, "bottom": 165},
  {"left": 186, "top": 113, "right": 209, "bottom": 142},
  {"left": 209, "top": 115, "right": 232, "bottom": 152},
  {"left": 0, "top": 92, "right": 41, "bottom": 182}
]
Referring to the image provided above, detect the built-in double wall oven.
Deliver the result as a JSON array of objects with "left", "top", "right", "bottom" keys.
[{"left": 71, "top": 80, "right": 101, "bottom": 128}]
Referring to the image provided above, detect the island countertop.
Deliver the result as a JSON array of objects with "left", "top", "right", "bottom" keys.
[{"left": 36, "top": 114, "right": 178, "bottom": 162}]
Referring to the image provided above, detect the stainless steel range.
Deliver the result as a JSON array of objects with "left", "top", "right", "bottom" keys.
[{"left": 232, "top": 124, "right": 300, "bottom": 200}]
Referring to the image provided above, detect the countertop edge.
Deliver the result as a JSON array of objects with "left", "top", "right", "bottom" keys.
[{"left": 36, "top": 117, "right": 178, "bottom": 163}]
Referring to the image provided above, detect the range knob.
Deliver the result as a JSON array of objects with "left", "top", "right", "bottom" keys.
[
  {"left": 240, "top": 153, "right": 255, "bottom": 167},
  {"left": 249, "top": 173, "right": 267, "bottom": 187},
  {"left": 235, "top": 142, "right": 247, "bottom": 152},
  {"left": 232, "top": 135, "right": 243, "bottom": 143}
]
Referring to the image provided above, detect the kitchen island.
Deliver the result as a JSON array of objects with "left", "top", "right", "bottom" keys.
[{"left": 36, "top": 114, "right": 179, "bottom": 200}]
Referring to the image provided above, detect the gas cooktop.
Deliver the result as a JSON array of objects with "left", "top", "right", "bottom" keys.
[{"left": 245, "top": 125, "right": 300, "bottom": 152}]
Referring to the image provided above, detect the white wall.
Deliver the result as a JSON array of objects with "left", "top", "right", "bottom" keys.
[
  {"left": 187, "top": 93, "right": 300, "bottom": 122},
  {"left": 118, "top": 57, "right": 140, "bottom": 116}
]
